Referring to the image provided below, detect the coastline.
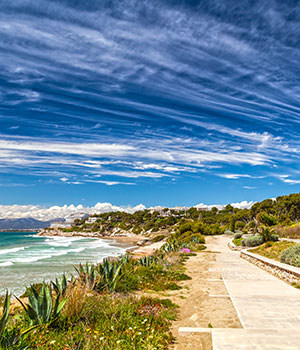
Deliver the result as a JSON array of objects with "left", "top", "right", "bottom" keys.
[{"left": 36, "top": 228, "right": 163, "bottom": 257}]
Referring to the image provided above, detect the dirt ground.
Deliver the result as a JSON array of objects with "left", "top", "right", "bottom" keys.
[{"left": 161, "top": 236, "right": 241, "bottom": 350}]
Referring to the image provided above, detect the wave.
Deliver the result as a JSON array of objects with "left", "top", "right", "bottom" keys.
[
  {"left": 0, "top": 246, "right": 27, "bottom": 255},
  {"left": 9, "top": 247, "right": 87, "bottom": 263},
  {"left": 0, "top": 261, "right": 13, "bottom": 267},
  {"left": 45, "top": 236, "right": 89, "bottom": 247},
  {"left": 13, "top": 255, "right": 53, "bottom": 263}
]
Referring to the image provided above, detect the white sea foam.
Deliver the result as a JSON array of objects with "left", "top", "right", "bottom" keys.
[
  {"left": 45, "top": 236, "right": 88, "bottom": 247},
  {"left": 0, "top": 261, "right": 13, "bottom": 267},
  {"left": 0, "top": 246, "right": 27, "bottom": 255},
  {"left": 12, "top": 255, "right": 53, "bottom": 263}
]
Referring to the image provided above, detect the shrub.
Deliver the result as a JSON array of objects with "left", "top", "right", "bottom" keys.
[
  {"left": 181, "top": 233, "right": 205, "bottom": 244},
  {"left": 178, "top": 223, "right": 193, "bottom": 234},
  {"left": 235, "top": 221, "right": 245, "bottom": 230},
  {"left": 269, "top": 234, "right": 279, "bottom": 242},
  {"left": 257, "top": 212, "right": 277, "bottom": 226},
  {"left": 278, "top": 224, "right": 300, "bottom": 239},
  {"left": 260, "top": 226, "right": 277, "bottom": 242},
  {"left": 234, "top": 232, "right": 243, "bottom": 239},
  {"left": 152, "top": 234, "right": 166, "bottom": 242},
  {"left": 233, "top": 238, "right": 243, "bottom": 246},
  {"left": 242, "top": 236, "right": 264, "bottom": 247},
  {"left": 16, "top": 283, "right": 67, "bottom": 326},
  {"left": 280, "top": 244, "right": 300, "bottom": 267}
]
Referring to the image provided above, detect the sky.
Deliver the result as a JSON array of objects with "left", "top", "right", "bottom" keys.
[{"left": 1, "top": 0, "right": 300, "bottom": 217}]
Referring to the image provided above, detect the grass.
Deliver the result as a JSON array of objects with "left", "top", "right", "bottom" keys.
[
  {"left": 0, "top": 236, "right": 204, "bottom": 349},
  {"left": 23, "top": 295, "right": 177, "bottom": 350},
  {"left": 233, "top": 238, "right": 243, "bottom": 246},
  {"left": 250, "top": 241, "right": 296, "bottom": 261}
]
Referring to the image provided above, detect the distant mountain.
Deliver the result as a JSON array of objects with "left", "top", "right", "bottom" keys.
[{"left": 0, "top": 218, "right": 61, "bottom": 230}]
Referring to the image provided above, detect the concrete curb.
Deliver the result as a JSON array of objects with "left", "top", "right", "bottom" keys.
[
  {"left": 241, "top": 249, "right": 300, "bottom": 285},
  {"left": 227, "top": 240, "right": 243, "bottom": 251}
]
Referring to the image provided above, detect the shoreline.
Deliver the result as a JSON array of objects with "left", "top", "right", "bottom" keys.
[
  {"left": 3, "top": 231, "right": 164, "bottom": 299},
  {"left": 36, "top": 230, "right": 165, "bottom": 258},
  {"left": 36, "top": 229, "right": 157, "bottom": 255}
]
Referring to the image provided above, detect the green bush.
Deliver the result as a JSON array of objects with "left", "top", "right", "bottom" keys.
[
  {"left": 235, "top": 221, "right": 245, "bottom": 230},
  {"left": 234, "top": 232, "right": 243, "bottom": 239},
  {"left": 269, "top": 234, "right": 279, "bottom": 242},
  {"left": 280, "top": 244, "right": 300, "bottom": 267},
  {"left": 152, "top": 235, "right": 166, "bottom": 243},
  {"left": 182, "top": 233, "right": 205, "bottom": 244},
  {"left": 257, "top": 212, "right": 277, "bottom": 226},
  {"left": 178, "top": 223, "right": 193, "bottom": 234},
  {"left": 242, "top": 236, "right": 264, "bottom": 247}
]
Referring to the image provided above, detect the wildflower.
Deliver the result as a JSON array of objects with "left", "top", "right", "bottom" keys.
[{"left": 100, "top": 337, "right": 105, "bottom": 341}]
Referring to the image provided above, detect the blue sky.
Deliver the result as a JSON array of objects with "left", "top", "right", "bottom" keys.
[{"left": 1, "top": 0, "right": 300, "bottom": 208}]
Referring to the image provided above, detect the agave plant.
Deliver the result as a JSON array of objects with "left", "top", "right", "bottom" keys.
[
  {"left": 139, "top": 255, "right": 157, "bottom": 267},
  {"left": 96, "top": 258, "right": 123, "bottom": 292},
  {"left": 75, "top": 263, "right": 98, "bottom": 289},
  {"left": 16, "top": 283, "right": 67, "bottom": 326},
  {"left": 119, "top": 254, "right": 131, "bottom": 265},
  {"left": 0, "top": 291, "right": 33, "bottom": 349},
  {"left": 0, "top": 291, "right": 10, "bottom": 338},
  {"left": 52, "top": 274, "right": 68, "bottom": 296}
]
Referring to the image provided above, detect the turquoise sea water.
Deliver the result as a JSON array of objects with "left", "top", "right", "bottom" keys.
[{"left": 0, "top": 232, "right": 133, "bottom": 295}]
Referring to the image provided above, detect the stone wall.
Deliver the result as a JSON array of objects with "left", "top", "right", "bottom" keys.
[{"left": 241, "top": 250, "right": 300, "bottom": 285}]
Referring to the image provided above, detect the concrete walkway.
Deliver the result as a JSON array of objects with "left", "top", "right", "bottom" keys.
[{"left": 210, "top": 236, "right": 300, "bottom": 349}]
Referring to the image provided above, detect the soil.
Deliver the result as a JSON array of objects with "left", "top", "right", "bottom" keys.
[
  {"left": 141, "top": 236, "right": 241, "bottom": 350},
  {"left": 168, "top": 236, "right": 241, "bottom": 349}
]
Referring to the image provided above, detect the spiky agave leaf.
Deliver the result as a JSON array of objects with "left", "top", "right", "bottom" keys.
[{"left": 0, "top": 290, "right": 10, "bottom": 337}]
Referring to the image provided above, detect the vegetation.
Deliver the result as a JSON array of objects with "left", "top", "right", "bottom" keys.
[
  {"left": 250, "top": 241, "right": 296, "bottom": 261},
  {"left": 280, "top": 243, "right": 300, "bottom": 268},
  {"left": 233, "top": 237, "right": 243, "bottom": 246},
  {"left": 242, "top": 236, "right": 264, "bottom": 247},
  {"left": 16, "top": 283, "right": 67, "bottom": 326},
  {"left": 45, "top": 192, "right": 300, "bottom": 244},
  {"left": 0, "top": 232, "right": 204, "bottom": 349},
  {"left": 234, "top": 232, "right": 243, "bottom": 239}
]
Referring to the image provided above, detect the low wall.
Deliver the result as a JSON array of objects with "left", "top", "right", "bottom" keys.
[
  {"left": 241, "top": 250, "right": 300, "bottom": 285},
  {"left": 228, "top": 240, "right": 244, "bottom": 251}
]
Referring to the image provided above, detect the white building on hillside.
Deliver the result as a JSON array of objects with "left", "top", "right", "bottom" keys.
[{"left": 86, "top": 217, "right": 98, "bottom": 224}]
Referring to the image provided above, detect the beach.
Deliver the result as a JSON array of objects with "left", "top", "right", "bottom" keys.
[{"left": 0, "top": 231, "right": 136, "bottom": 296}]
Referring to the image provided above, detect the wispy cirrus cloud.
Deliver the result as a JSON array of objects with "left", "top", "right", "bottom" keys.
[{"left": 0, "top": 1, "right": 300, "bottom": 201}]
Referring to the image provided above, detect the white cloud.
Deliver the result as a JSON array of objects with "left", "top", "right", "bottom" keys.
[
  {"left": 194, "top": 200, "right": 254, "bottom": 210},
  {"left": 0, "top": 199, "right": 257, "bottom": 221},
  {"left": 218, "top": 173, "right": 252, "bottom": 179},
  {"left": 281, "top": 179, "right": 300, "bottom": 185},
  {"left": 0, "top": 202, "right": 146, "bottom": 221}
]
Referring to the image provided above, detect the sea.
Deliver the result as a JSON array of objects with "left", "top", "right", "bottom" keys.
[{"left": 0, "top": 231, "right": 134, "bottom": 296}]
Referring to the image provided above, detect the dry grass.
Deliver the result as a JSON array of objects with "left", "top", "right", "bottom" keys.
[
  {"left": 62, "top": 283, "right": 91, "bottom": 323},
  {"left": 277, "top": 224, "right": 300, "bottom": 239},
  {"left": 250, "top": 241, "right": 296, "bottom": 261}
]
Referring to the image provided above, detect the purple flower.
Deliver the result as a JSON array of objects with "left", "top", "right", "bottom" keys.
[{"left": 180, "top": 248, "right": 191, "bottom": 253}]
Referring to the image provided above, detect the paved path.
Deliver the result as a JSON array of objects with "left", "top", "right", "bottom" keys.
[{"left": 210, "top": 236, "right": 300, "bottom": 349}]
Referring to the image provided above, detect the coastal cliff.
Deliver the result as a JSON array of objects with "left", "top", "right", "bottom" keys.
[{"left": 37, "top": 227, "right": 142, "bottom": 239}]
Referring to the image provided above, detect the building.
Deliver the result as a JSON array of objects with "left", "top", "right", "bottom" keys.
[
  {"left": 49, "top": 221, "right": 72, "bottom": 229},
  {"left": 86, "top": 217, "right": 98, "bottom": 224},
  {"left": 49, "top": 212, "right": 88, "bottom": 229}
]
